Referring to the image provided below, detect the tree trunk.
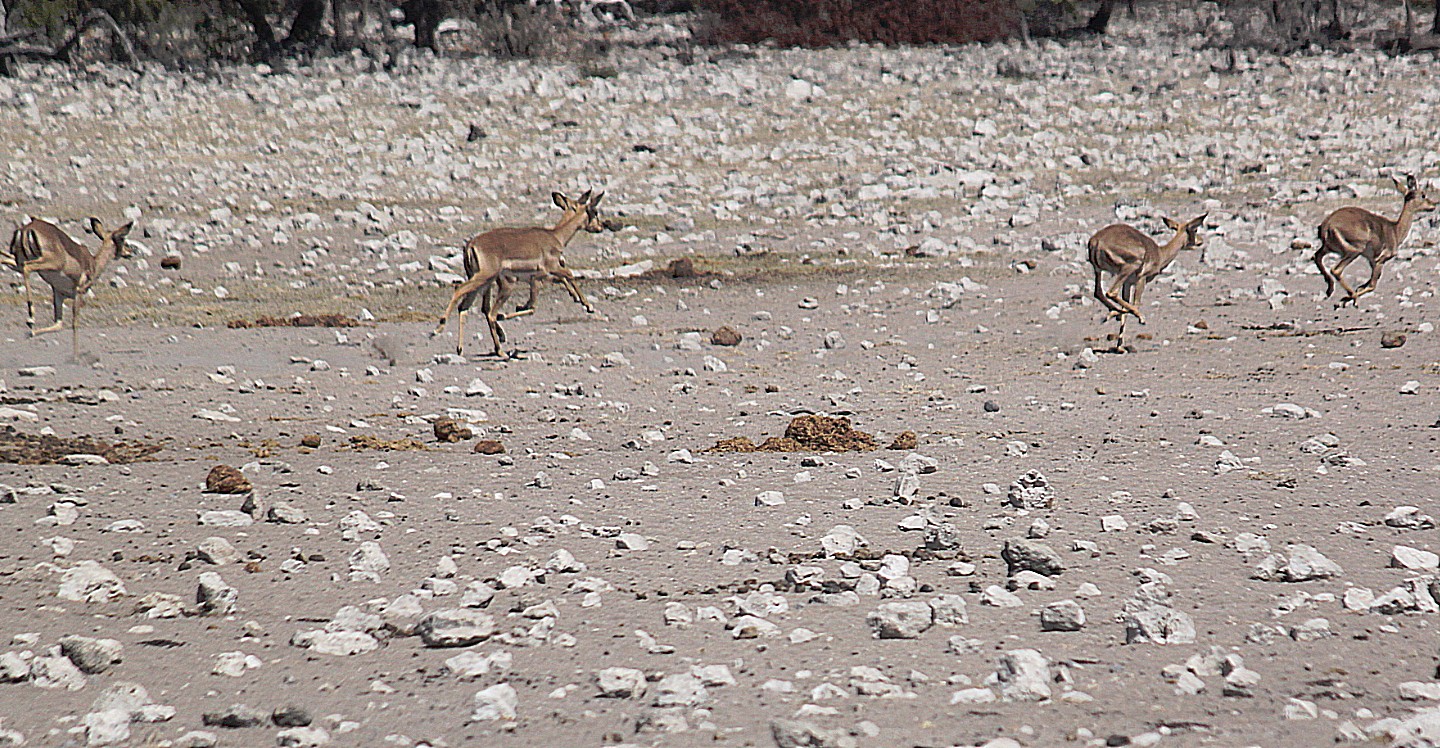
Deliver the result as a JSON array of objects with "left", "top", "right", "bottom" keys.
[
  {"left": 287, "top": 0, "right": 327, "bottom": 46},
  {"left": 235, "top": 0, "right": 280, "bottom": 57},
  {"left": 333, "top": 0, "right": 349, "bottom": 48},
  {"left": 403, "top": 0, "right": 443, "bottom": 51},
  {"left": 1087, "top": 0, "right": 1118, "bottom": 33}
]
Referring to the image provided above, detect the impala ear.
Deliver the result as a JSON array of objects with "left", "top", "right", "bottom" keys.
[
  {"left": 1393, "top": 175, "right": 1410, "bottom": 195},
  {"left": 88, "top": 216, "right": 105, "bottom": 237},
  {"left": 552, "top": 192, "right": 568, "bottom": 209},
  {"left": 1162, "top": 216, "right": 1180, "bottom": 231},
  {"left": 112, "top": 222, "right": 134, "bottom": 242},
  {"left": 1407, "top": 174, "right": 1419, "bottom": 193},
  {"left": 1192, "top": 213, "right": 1208, "bottom": 227},
  {"left": 589, "top": 191, "right": 604, "bottom": 207}
]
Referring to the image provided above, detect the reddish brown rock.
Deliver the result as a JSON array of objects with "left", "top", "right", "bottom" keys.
[{"left": 205, "top": 464, "right": 251, "bottom": 494}]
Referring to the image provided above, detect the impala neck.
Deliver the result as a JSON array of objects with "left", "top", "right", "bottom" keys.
[
  {"left": 1392, "top": 197, "right": 1424, "bottom": 245},
  {"left": 80, "top": 241, "right": 118, "bottom": 291},
  {"left": 1151, "top": 227, "right": 1190, "bottom": 273},
  {"left": 550, "top": 209, "right": 587, "bottom": 247}
]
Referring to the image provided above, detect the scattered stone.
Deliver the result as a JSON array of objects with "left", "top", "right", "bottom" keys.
[
  {"left": 1288, "top": 618, "right": 1332, "bottom": 642},
  {"left": 1006, "top": 470, "right": 1054, "bottom": 509},
  {"left": 202, "top": 704, "right": 267, "bottom": 728},
  {"left": 1253, "top": 544, "right": 1343, "bottom": 582},
  {"left": 469, "top": 683, "right": 518, "bottom": 722},
  {"left": 981, "top": 585, "right": 1024, "bottom": 608},
  {"left": 1392, "top": 545, "right": 1440, "bottom": 571},
  {"left": 348, "top": 542, "right": 390, "bottom": 581},
  {"left": 755, "top": 490, "right": 786, "bottom": 507},
  {"left": 276, "top": 726, "right": 329, "bottom": 747},
  {"left": 82, "top": 709, "right": 130, "bottom": 745},
  {"left": 711, "top": 326, "right": 742, "bottom": 346},
  {"left": 995, "top": 649, "right": 1051, "bottom": 701},
  {"left": 272, "top": 704, "right": 313, "bottom": 727},
  {"left": 416, "top": 610, "right": 496, "bottom": 647},
  {"left": 1381, "top": 331, "right": 1407, "bottom": 348},
  {"left": 266, "top": 501, "right": 307, "bottom": 524},
  {"left": 58, "top": 636, "right": 122, "bottom": 674},
  {"left": 1040, "top": 600, "right": 1085, "bottom": 632},
  {"left": 1386, "top": 506, "right": 1436, "bottom": 530},
  {"left": 867, "top": 601, "right": 934, "bottom": 639},
  {"left": 929, "top": 595, "right": 969, "bottom": 626},
  {"left": 820, "top": 525, "right": 866, "bottom": 556},
  {"left": 616, "top": 533, "right": 650, "bottom": 551},
  {"left": 473, "top": 440, "right": 506, "bottom": 454},
  {"left": 1002, "top": 539, "right": 1065, "bottom": 576},
  {"left": 58, "top": 561, "right": 127, "bottom": 603},
  {"left": 30, "top": 655, "right": 86, "bottom": 690},
  {"left": 1123, "top": 604, "right": 1196, "bottom": 645},
  {"left": 195, "top": 537, "right": 241, "bottom": 565},
  {"left": 596, "top": 667, "right": 648, "bottom": 698},
  {"left": 197, "top": 572, "right": 238, "bottom": 615},
  {"left": 654, "top": 672, "right": 707, "bottom": 707},
  {"left": 771, "top": 719, "right": 857, "bottom": 748}
]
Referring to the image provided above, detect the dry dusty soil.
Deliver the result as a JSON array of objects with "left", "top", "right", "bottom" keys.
[{"left": 2, "top": 9, "right": 1440, "bottom": 748}]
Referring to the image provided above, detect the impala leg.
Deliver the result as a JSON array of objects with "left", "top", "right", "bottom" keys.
[
  {"left": 71, "top": 294, "right": 80, "bottom": 358},
  {"left": 1093, "top": 267, "right": 1125, "bottom": 316},
  {"left": 31, "top": 286, "right": 66, "bottom": 336},
  {"left": 1107, "top": 269, "right": 1145, "bottom": 323},
  {"left": 496, "top": 276, "right": 540, "bottom": 322},
  {"left": 1130, "top": 275, "right": 1149, "bottom": 323},
  {"left": 1349, "top": 256, "right": 1385, "bottom": 302},
  {"left": 486, "top": 274, "right": 517, "bottom": 359},
  {"left": 433, "top": 274, "right": 492, "bottom": 337},
  {"left": 553, "top": 269, "right": 594, "bottom": 313},
  {"left": 20, "top": 265, "right": 36, "bottom": 328},
  {"left": 1312, "top": 248, "right": 1337, "bottom": 297},
  {"left": 1329, "top": 254, "right": 1361, "bottom": 306}
]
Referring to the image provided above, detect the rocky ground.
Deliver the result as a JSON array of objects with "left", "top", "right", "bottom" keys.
[{"left": 3, "top": 5, "right": 1440, "bottom": 748}]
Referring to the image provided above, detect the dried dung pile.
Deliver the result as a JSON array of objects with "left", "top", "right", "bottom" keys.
[
  {"left": 227, "top": 314, "right": 363, "bottom": 329},
  {"left": 707, "top": 415, "right": 878, "bottom": 453},
  {"left": 343, "top": 435, "right": 430, "bottom": 451},
  {"left": 0, "top": 425, "right": 162, "bottom": 465}
]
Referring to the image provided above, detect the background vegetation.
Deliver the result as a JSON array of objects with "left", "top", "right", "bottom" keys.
[{"left": 1, "top": 0, "right": 1436, "bottom": 73}]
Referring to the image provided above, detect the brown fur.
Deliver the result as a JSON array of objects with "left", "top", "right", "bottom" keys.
[
  {"left": 7, "top": 217, "right": 133, "bottom": 355},
  {"left": 1315, "top": 174, "right": 1436, "bottom": 306},
  {"left": 433, "top": 191, "right": 604, "bottom": 358},
  {"left": 1087, "top": 214, "right": 1206, "bottom": 325}
]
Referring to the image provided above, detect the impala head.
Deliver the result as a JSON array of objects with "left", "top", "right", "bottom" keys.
[
  {"left": 88, "top": 217, "right": 135, "bottom": 258},
  {"left": 1162, "top": 214, "right": 1207, "bottom": 250},
  {"left": 553, "top": 190, "right": 607, "bottom": 233},
  {"left": 1393, "top": 174, "right": 1437, "bottom": 213}
]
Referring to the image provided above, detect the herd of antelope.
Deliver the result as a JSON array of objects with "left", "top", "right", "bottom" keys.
[{"left": 3, "top": 174, "right": 1434, "bottom": 358}]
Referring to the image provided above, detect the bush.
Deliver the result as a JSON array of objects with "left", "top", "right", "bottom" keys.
[{"left": 697, "top": 0, "right": 1021, "bottom": 47}]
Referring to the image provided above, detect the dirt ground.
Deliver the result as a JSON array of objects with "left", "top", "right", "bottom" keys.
[{"left": 3, "top": 10, "right": 1440, "bottom": 748}]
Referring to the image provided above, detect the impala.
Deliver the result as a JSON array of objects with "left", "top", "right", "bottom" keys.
[
  {"left": 1087, "top": 214, "right": 1206, "bottom": 325},
  {"left": 6, "top": 217, "right": 134, "bottom": 355},
  {"left": 433, "top": 190, "right": 603, "bottom": 357},
  {"left": 1315, "top": 174, "right": 1435, "bottom": 306}
]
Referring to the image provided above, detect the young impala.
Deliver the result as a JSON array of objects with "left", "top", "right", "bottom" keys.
[
  {"left": 1087, "top": 214, "right": 1206, "bottom": 325},
  {"left": 6, "top": 216, "right": 134, "bottom": 355},
  {"left": 433, "top": 190, "right": 603, "bottom": 358},
  {"left": 1315, "top": 174, "right": 1435, "bottom": 306}
]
